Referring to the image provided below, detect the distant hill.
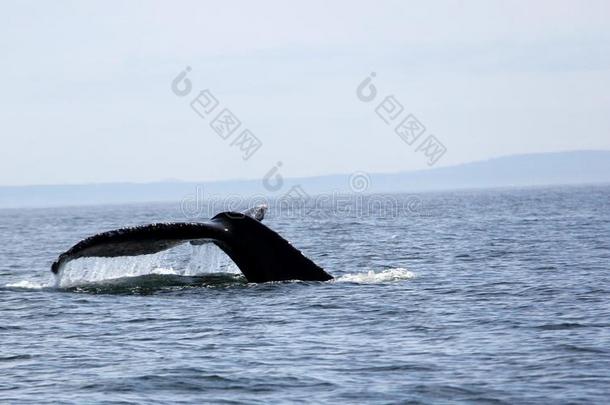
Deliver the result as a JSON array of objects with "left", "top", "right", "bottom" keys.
[
  {"left": 1, "top": 150, "right": 609, "bottom": 209},
  {"left": 364, "top": 150, "right": 610, "bottom": 192}
]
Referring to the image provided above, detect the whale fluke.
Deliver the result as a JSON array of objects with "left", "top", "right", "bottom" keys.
[{"left": 51, "top": 207, "right": 332, "bottom": 283}]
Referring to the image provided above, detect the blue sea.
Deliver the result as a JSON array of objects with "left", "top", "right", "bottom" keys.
[{"left": 1, "top": 185, "right": 609, "bottom": 404}]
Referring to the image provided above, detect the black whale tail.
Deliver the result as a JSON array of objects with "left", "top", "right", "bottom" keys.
[
  {"left": 210, "top": 212, "right": 332, "bottom": 282},
  {"left": 51, "top": 208, "right": 332, "bottom": 283}
]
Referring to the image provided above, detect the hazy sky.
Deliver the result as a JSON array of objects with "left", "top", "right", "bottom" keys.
[{"left": 1, "top": 0, "right": 609, "bottom": 186}]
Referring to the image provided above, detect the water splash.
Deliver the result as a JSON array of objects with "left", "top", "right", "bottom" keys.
[
  {"left": 6, "top": 247, "right": 413, "bottom": 290},
  {"left": 56, "top": 253, "right": 168, "bottom": 288},
  {"left": 336, "top": 268, "right": 415, "bottom": 284},
  {"left": 186, "top": 243, "right": 239, "bottom": 276},
  {"left": 53, "top": 242, "right": 239, "bottom": 288},
  {"left": 5, "top": 280, "right": 47, "bottom": 290}
]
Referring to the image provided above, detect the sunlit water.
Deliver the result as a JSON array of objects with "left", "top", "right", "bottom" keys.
[{"left": 1, "top": 186, "right": 609, "bottom": 403}]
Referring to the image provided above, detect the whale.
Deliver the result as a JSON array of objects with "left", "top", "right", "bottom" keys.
[{"left": 51, "top": 206, "right": 333, "bottom": 283}]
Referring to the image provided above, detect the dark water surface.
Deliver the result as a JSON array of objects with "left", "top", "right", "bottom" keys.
[{"left": 1, "top": 186, "right": 609, "bottom": 404}]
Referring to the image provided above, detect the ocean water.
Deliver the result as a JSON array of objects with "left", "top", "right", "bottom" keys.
[{"left": 1, "top": 185, "right": 609, "bottom": 404}]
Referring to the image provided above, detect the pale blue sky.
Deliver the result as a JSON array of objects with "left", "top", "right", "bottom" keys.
[{"left": 1, "top": 0, "right": 609, "bottom": 186}]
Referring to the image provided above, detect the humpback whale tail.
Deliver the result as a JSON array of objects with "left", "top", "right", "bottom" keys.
[{"left": 51, "top": 206, "right": 333, "bottom": 283}]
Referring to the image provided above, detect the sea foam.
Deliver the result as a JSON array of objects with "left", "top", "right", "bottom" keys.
[{"left": 336, "top": 268, "right": 415, "bottom": 283}]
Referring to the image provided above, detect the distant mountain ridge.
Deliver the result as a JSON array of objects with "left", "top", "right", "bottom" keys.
[
  {"left": 365, "top": 150, "right": 610, "bottom": 192},
  {"left": 1, "top": 150, "right": 609, "bottom": 209}
]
